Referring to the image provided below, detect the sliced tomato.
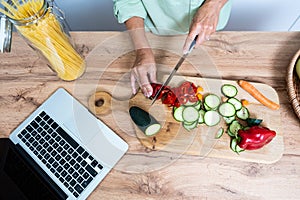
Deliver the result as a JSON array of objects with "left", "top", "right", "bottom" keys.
[
  {"left": 188, "top": 95, "right": 199, "bottom": 102},
  {"left": 178, "top": 81, "right": 196, "bottom": 96},
  {"left": 171, "top": 87, "right": 180, "bottom": 98},
  {"left": 191, "top": 82, "right": 198, "bottom": 93},
  {"left": 178, "top": 96, "right": 188, "bottom": 105}
]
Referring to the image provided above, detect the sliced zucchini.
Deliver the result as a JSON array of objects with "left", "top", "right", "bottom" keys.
[
  {"left": 230, "top": 138, "right": 238, "bottom": 152},
  {"left": 227, "top": 98, "right": 242, "bottom": 111},
  {"left": 193, "top": 100, "right": 202, "bottom": 110},
  {"left": 246, "top": 118, "right": 263, "bottom": 126},
  {"left": 243, "top": 126, "right": 250, "bottom": 131},
  {"left": 221, "top": 84, "right": 238, "bottom": 98},
  {"left": 185, "top": 100, "right": 198, "bottom": 106},
  {"left": 204, "top": 94, "right": 221, "bottom": 110},
  {"left": 182, "top": 106, "right": 199, "bottom": 123},
  {"left": 223, "top": 116, "right": 236, "bottom": 124},
  {"left": 198, "top": 110, "right": 205, "bottom": 124},
  {"left": 203, "top": 102, "right": 212, "bottom": 111},
  {"left": 129, "top": 106, "right": 161, "bottom": 136},
  {"left": 183, "top": 120, "right": 196, "bottom": 125},
  {"left": 183, "top": 120, "right": 198, "bottom": 131},
  {"left": 204, "top": 110, "right": 220, "bottom": 127},
  {"left": 227, "top": 129, "right": 236, "bottom": 137},
  {"left": 236, "top": 106, "right": 249, "bottom": 120},
  {"left": 215, "top": 127, "right": 224, "bottom": 139},
  {"left": 173, "top": 106, "right": 184, "bottom": 122},
  {"left": 218, "top": 102, "right": 236, "bottom": 117},
  {"left": 235, "top": 143, "right": 245, "bottom": 154},
  {"left": 229, "top": 120, "right": 243, "bottom": 137}
]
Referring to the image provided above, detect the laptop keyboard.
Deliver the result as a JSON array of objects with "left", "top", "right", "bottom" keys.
[{"left": 17, "top": 111, "right": 104, "bottom": 198}]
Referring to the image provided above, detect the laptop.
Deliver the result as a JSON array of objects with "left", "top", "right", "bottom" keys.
[{"left": 0, "top": 88, "right": 128, "bottom": 200}]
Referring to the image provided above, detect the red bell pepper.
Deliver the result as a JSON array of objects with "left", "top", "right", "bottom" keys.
[
  {"left": 150, "top": 83, "right": 170, "bottom": 100},
  {"left": 237, "top": 126, "right": 276, "bottom": 150},
  {"left": 150, "top": 81, "right": 199, "bottom": 107}
]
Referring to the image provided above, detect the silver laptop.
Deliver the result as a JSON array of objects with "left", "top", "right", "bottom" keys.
[{"left": 0, "top": 88, "right": 128, "bottom": 199}]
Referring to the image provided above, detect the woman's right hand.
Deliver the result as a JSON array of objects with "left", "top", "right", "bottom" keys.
[{"left": 131, "top": 48, "right": 157, "bottom": 97}]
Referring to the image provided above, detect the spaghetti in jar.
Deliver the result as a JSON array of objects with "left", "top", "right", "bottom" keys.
[{"left": 0, "top": 0, "right": 86, "bottom": 81}]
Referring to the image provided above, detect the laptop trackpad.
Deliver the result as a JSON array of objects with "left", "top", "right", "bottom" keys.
[
  {"left": 62, "top": 107, "right": 126, "bottom": 168},
  {"left": 86, "top": 125, "right": 128, "bottom": 168},
  {"left": 62, "top": 105, "right": 103, "bottom": 145}
]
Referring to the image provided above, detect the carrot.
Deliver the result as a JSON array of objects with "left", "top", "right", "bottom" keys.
[{"left": 238, "top": 80, "right": 280, "bottom": 110}]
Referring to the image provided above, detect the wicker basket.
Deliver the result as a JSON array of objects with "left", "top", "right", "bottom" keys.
[{"left": 287, "top": 49, "right": 300, "bottom": 120}]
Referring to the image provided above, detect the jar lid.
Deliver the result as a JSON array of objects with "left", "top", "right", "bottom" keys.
[{"left": 0, "top": 15, "right": 12, "bottom": 53}]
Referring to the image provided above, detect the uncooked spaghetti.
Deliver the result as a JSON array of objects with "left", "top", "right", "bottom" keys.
[{"left": 0, "top": 0, "right": 85, "bottom": 81}]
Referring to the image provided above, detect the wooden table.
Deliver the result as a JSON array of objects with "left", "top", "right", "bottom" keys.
[{"left": 1, "top": 31, "right": 300, "bottom": 199}]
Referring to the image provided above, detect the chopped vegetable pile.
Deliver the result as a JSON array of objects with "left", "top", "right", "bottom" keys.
[
  {"left": 150, "top": 81, "right": 277, "bottom": 154},
  {"left": 150, "top": 82, "right": 199, "bottom": 107}
]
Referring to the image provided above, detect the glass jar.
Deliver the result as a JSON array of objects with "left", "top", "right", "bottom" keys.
[
  {"left": 0, "top": 0, "right": 86, "bottom": 81},
  {"left": 0, "top": 15, "right": 12, "bottom": 53}
]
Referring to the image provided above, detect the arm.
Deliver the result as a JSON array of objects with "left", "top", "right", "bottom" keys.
[
  {"left": 183, "top": 0, "right": 229, "bottom": 53},
  {"left": 113, "top": 0, "right": 157, "bottom": 97},
  {"left": 125, "top": 17, "right": 157, "bottom": 97}
]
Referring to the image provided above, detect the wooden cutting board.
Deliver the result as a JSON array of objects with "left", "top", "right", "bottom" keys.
[{"left": 89, "top": 76, "right": 284, "bottom": 164}]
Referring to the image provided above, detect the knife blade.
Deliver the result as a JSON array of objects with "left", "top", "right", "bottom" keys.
[{"left": 150, "top": 35, "right": 198, "bottom": 105}]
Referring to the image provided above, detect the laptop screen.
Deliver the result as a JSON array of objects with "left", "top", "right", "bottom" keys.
[{"left": 0, "top": 139, "right": 67, "bottom": 200}]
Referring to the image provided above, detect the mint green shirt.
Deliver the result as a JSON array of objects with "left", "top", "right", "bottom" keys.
[{"left": 113, "top": 0, "right": 232, "bottom": 35}]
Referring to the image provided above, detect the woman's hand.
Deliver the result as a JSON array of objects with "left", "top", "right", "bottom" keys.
[
  {"left": 131, "top": 48, "right": 157, "bottom": 97},
  {"left": 183, "top": 0, "right": 228, "bottom": 54},
  {"left": 125, "top": 17, "right": 157, "bottom": 97}
]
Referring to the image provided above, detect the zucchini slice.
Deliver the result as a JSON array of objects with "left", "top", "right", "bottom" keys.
[
  {"left": 218, "top": 102, "right": 236, "bottom": 117},
  {"left": 235, "top": 144, "right": 245, "bottom": 154},
  {"left": 173, "top": 106, "right": 184, "bottom": 122},
  {"left": 204, "top": 94, "right": 221, "bottom": 110},
  {"left": 215, "top": 127, "right": 224, "bottom": 139},
  {"left": 193, "top": 100, "right": 202, "bottom": 110},
  {"left": 185, "top": 100, "right": 198, "bottom": 106},
  {"left": 203, "top": 102, "right": 212, "bottom": 111},
  {"left": 129, "top": 106, "right": 161, "bottom": 136},
  {"left": 183, "top": 120, "right": 198, "bottom": 131},
  {"left": 182, "top": 106, "right": 199, "bottom": 123},
  {"left": 204, "top": 110, "right": 220, "bottom": 127},
  {"left": 230, "top": 138, "right": 238, "bottom": 153},
  {"left": 229, "top": 120, "right": 243, "bottom": 137},
  {"left": 223, "top": 116, "right": 236, "bottom": 124},
  {"left": 227, "top": 98, "right": 242, "bottom": 111},
  {"left": 236, "top": 106, "right": 249, "bottom": 120},
  {"left": 227, "top": 129, "right": 236, "bottom": 137},
  {"left": 198, "top": 110, "right": 205, "bottom": 124},
  {"left": 221, "top": 84, "right": 238, "bottom": 98}
]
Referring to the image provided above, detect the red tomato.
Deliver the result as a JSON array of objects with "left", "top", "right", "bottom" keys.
[
  {"left": 191, "top": 83, "right": 198, "bottom": 93},
  {"left": 188, "top": 95, "right": 199, "bottom": 103},
  {"left": 178, "top": 96, "right": 188, "bottom": 105}
]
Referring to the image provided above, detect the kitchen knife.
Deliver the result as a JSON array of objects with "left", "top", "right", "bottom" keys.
[{"left": 150, "top": 35, "right": 198, "bottom": 105}]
